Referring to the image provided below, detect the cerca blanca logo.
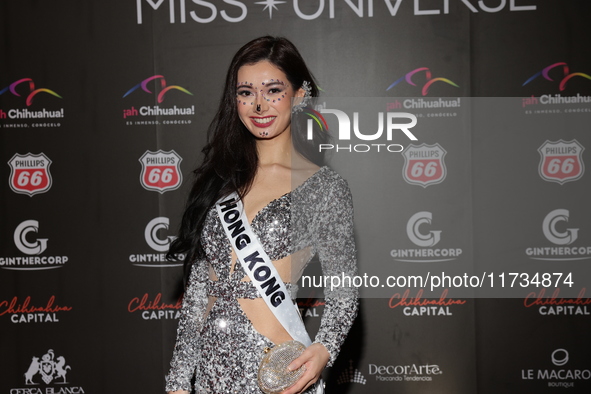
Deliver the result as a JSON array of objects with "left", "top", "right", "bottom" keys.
[
  {"left": 0, "top": 220, "right": 69, "bottom": 270},
  {"left": 391, "top": 211, "right": 462, "bottom": 262},
  {"left": 129, "top": 217, "right": 183, "bottom": 267},
  {"left": 11, "top": 349, "right": 86, "bottom": 393},
  {"left": 526, "top": 209, "right": 591, "bottom": 261}
]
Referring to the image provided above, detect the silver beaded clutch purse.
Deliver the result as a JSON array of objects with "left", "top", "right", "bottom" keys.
[{"left": 258, "top": 340, "right": 307, "bottom": 394}]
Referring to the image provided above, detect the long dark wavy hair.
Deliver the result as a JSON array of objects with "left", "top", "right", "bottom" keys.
[{"left": 167, "top": 36, "right": 327, "bottom": 282}]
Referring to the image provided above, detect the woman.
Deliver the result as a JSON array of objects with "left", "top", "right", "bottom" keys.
[{"left": 165, "top": 36, "right": 358, "bottom": 394}]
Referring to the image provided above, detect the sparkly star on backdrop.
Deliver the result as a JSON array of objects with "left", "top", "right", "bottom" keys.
[{"left": 255, "top": 0, "right": 286, "bottom": 19}]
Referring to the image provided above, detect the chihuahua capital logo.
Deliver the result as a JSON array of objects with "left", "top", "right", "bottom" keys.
[
  {"left": 0, "top": 78, "right": 62, "bottom": 106},
  {"left": 387, "top": 68, "right": 459, "bottom": 96},
  {"left": 523, "top": 62, "right": 591, "bottom": 91},
  {"left": 123, "top": 75, "right": 193, "bottom": 103}
]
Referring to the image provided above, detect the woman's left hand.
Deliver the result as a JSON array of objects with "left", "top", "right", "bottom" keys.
[{"left": 280, "top": 342, "right": 330, "bottom": 394}]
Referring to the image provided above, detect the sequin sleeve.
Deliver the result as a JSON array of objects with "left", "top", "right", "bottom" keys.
[
  {"left": 312, "top": 173, "right": 359, "bottom": 367},
  {"left": 165, "top": 261, "right": 208, "bottom": 392}
]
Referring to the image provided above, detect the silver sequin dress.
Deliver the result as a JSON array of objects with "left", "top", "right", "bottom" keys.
[{"left": 165, "top": 166, "right": 359, "bottom": 393}]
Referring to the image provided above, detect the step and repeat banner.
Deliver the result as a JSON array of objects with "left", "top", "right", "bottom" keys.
[{"left": 1, "top": 1, "right": 590, "bottom": 393}]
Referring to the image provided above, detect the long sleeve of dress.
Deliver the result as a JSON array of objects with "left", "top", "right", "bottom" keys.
[
  {"left": 312, "top": 174, "right": 359, "bottom": 367},
  {"left": 165, "top": 261, "right": 208, "bottom": 392}
]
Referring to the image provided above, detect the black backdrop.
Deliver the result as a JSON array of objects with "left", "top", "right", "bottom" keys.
[{"left": 2, "top": 1, "right": 591, "bottom": 393}]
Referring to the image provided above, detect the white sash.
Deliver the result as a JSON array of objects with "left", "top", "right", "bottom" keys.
[{"left": 215, "top": 192, "right": 312, "bottom": 347}]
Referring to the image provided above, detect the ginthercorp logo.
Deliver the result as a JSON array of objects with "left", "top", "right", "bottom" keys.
[
  {"left": 402, "top": 144, "right": 447, "bottom": 187},
  {"left": 14, "top": 220, "right": 48, "bottom": 255},
  {"left": 526, "top": 209, "right": 591, "bottom": 261},
  {"left": 139, "top": 150, "right": 182, "bottom": 193},
  {"left": 522, "top": 348, "right": 590, "bottom": 389},
  {"left": 543, "top": 209, "right": 578, "bottom": 246},
  {"left": 12, "top": 349, "right": 85, "bottom": 393},
  {"left": 391, "top": 212, "right": 462, "bottom": 263},
  {"left": 137, "top": 0, "right": 536, "bottom": 24},
  {"left": 538, "top": 140, "right": 584, "bottom": 184},
  {"left": 129, "top": 217, "right": 183, "bottom": 267},
  {"left": 305, "top": 106, "right": 418, "bottom": 153},
  {"left": 8, "top": 153, "right": 53, "bottom": 196},
  {"left": 387, "top": 67, "right": 459, "bottom": 96},
  {"left": 0, "top": 220, "right": 69, "bottom": 270},
  {"left": 368, "top": 361, "right": 443, "bottom": 382}
]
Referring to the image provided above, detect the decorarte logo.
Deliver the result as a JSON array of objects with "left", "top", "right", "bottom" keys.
[
  {"left": 538, "top": 140, "right": 584, "bottom": 184},
  {"left": 122, "top": 75, "right": 195, "bottom": 125},
  {"left": 387, "top": 68, "right": 459, "bottom": 96}
]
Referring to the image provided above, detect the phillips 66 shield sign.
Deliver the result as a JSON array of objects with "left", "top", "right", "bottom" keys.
[
  {"left": 538, "top": 140, "right": 585, "bottom": 184},
  {"left": 8, "top": 153, "right": 53, "bottom": 196},
  {"left": 139, "top": 150, "right": 183, "bottom": 193},
  {"left": 402, "top": 143, "right": 447, "bottom": 187}
]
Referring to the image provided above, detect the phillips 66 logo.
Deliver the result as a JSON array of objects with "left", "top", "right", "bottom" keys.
[
  {"left": 139, "top": 150, "right": 182, "bottom": 193},
  {"left": 538, "top": 140, "right": 585, "bottom": 184},
  {"left": 8, "top": 153, "right": 52, "bottom": 196},
  {"left": 402, "top": 143, "right": 447, "bottom": 187}
]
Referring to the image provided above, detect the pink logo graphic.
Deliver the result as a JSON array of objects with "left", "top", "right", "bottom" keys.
[
  {"left": 387, "top": 68, "right": 459, "bottom": 96},
  {"left": 523, "top": 62, "right": 591, "bottom": 91},
  {"left": 8, "top": 153, "right": 53, "bottom": 196},
  {"left": 0, "top": 79, "right": 62, "bottom": 106},
  {"left": 123, "top": 75, "right": 193, "bottom": 103},
  {"left": 139, "top": 150, "right": 183, "bottom": 193},
  {"left": 402, "top": 144, "right": 447, "bottom": 187},
  {"left": 538, "top": 140, "right": 584, "bottom": 184}
]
